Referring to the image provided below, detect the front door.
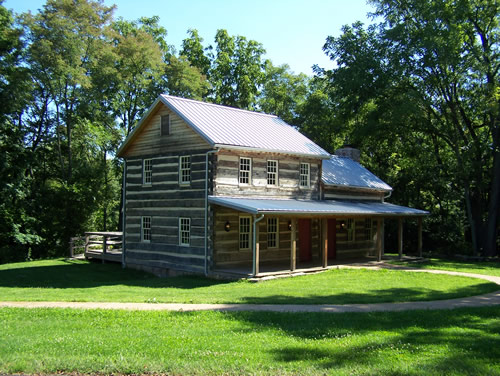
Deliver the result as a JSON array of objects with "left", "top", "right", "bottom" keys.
[
  {"left": 327, "top": 219, "right": 337, "bottom": 260},
  {"left": 298, "top": 219, "right": 312, "bottom": 262}
]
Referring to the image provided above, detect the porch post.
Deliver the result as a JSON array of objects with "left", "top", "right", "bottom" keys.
[
  {"left": 255, "top": 220, "right": 260, "bottom": 276},
  {"left": 376, "top": 218, "right": 382, "bottom": 262},
  {"left": 418, "top": 217, "right": 423, "bottom": 257},
  {"left": 290, "top": 218, "right": 296, "bottom": 271},
  {"left": 398, "top": 218, "right": 403, "bottom": 260},
  {"left": 322, "top": 218, "right": 328, "bottom": 268}
]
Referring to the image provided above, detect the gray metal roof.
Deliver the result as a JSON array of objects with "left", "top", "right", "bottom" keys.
[
  {"left": 322, "top": 156, "right": 392, "bottom": 192},
  {"left": 208, "top": 196, "right": 428, "bottom": 216},
  {"left": 160, "top": 95, "right": 330, "bottom": 158}
]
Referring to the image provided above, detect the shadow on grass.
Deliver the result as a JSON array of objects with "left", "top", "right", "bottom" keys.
[
  {"left": 224, "top": 307, "right": 500, "bottom": 374},
  {"left": 0, "top": 259, "right": 230, "bottom": 290},
  {"left": 235, "top": 283, "right": 499, "bottom": 305}
]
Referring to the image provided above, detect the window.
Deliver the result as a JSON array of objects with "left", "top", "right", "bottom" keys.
[
  {"left": 239, "top": 216, "right": 251, "bottom": 249},
  {"left": 160, "top": 114, "right": 170, "bottom": 136},
  {"left": 267, "top": 217, "right": 278, "bottom": 248},
  {"left": 267, "top": 160, "right": 278, "bottom": 186},
  {"left": 179, "top": 155, "right": 191, "bottom": 184},
  {"left": 143, "top": 159, "right": 152, "bottom": 185},
  {"left": 141, "top": 216, "right": 151, "bottom": 242},
  {"left": 239, "top": 157, "right": 251, "bottom": 185},
  {"left": 179, "top": 217, "right": 190, "bottom": 246},
  {"left": 347, "top": 218, "right": 355, "bottom": 242},
  {"left": 299, "top": 162, "right": 310, "bottom": 188},
  {"left": 364, "top": 218, "right": 375, "bottom": 240}
]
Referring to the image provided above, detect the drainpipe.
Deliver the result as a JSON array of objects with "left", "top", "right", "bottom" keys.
[
  {"left": 205, "top": 149, "right": 218, "bottom": 276},
  {"left": 121, "top": 159, "right": 127, "bottom": 268},
  {"left": 383, "top": 191, "right": 392, "bottom": 202},
  {"left": 252, "top": 214, "right": 265, "bottom": 277}
]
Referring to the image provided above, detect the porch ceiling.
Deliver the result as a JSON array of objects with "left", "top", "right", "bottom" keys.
[{"left": 208, "top": 196, "right": 429, "bottom": 217}]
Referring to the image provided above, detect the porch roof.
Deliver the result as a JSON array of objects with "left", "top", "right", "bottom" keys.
[{"left": 208, "top": 196, "right": 429, "bottom": 217}]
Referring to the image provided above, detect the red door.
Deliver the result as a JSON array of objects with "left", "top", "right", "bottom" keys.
[
  {"left": 327, "top": 219, "right": 337, "bottom": 260},
  {"left": 298, "top": 219, "right": 312, "bottom": 262}
]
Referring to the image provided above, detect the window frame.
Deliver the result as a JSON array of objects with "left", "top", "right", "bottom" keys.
[
  {"left": 267, "top": 217, "right": 279, "bottom": 248},
  {"left": 143, "top": 158, "right": 152, "bottom": 185},
  {"left": 239, "top": 157, "right": 252, "bottom": 185},
  {"left": 141, "top": 216, "right": 151, "bottom": 243},
  {"left": 364, "top": 218, "right": 375, "bottom": 241},
  {"left": 347, "top": 218, "right": 355, "bottom": 242},
  {"left": 239, "top": 216, "right": 251, "bottom": 250},
  {"left": 267, "top": 160, "right": 278, "bottom": 186},
  {"left": 160, "top": 114, "right": 170, "bottom": 136},
  {"left": 179, "top": 217, "right": 191, "bottom": 246},
  {"left": 299, "top": 162, "right": 310, "bottom": 188},
  {"left": 179, "top": 155, "right": 191, "bottom": 185}
]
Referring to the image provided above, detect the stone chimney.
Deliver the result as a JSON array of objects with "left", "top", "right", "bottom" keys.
[{"left": 334, "top": 144, "right": 361, "bottom": 162}]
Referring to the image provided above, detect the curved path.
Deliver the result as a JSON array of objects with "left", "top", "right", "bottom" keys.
[{"left": 1, "top": 266, "right": 499, "bottom": 313}]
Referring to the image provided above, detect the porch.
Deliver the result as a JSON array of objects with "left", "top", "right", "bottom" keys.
[
  {"left": 70, "top": 231, "right": 123, "bottom": 264},
  {"left": 209, "top": 196, "right": 428, "bottom": 277}
]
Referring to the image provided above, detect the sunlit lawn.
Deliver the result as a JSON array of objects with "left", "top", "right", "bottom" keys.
[
  {"left": 389, "top": 257, "right": 500, "bottom": 276},
  {"left": 1, "top": 306, "right": 499, "bottom": 375},
  {"left": 0, "top": 258, "right": 497, "bottom": 304}
]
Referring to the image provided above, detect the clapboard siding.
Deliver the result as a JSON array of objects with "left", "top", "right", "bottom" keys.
[
  {"left": 122, "top": 105, "right": 210, "bottom": 158},
  {"left": 213, "top": 150, "right": 321, "bottom": 199},
  {"left": 323, "top": 186, "right": 384, "bottom": 201}
]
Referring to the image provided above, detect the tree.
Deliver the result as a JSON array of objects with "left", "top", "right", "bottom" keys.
[
  {"left": 180, "top": 28, "right": 211, "bottom": 77},
  {"left": 319, "top": 0, "right": 500, "bottom": 256},
  {"left": 258, "top": 61, "right": 309, "bottom": 124},
  {"left": 165, "top": 55, "right": 209, "bottom": 100},
  {"left": 210, "top": 29, "right": 265, "bottom": 109}
]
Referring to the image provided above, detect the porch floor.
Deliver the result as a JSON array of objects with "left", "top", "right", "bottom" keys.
[{"left": 212, "top": 255, "right": 425, "bottom": 280}]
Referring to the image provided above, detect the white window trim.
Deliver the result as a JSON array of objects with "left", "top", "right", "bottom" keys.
[
  {"left": 267, "top": 217, "right": 279, "bottom": 248},
  {"left": 179, "top": 155, "right": 191, "bottom": 185},
  {"left": 239, "top": 215, "right": 252, "bottom": 250},
  {"left": 141, "top": 216, "right": 151, "bottom": 243},
  {"left": 143, "top": 159, "right": 152, "bottom": 185},
  {"left": 179, "top": 217, "right": 191, "bottom": 246},
  {"left": 239, "top": 157, "right": 252, "bottom": 185},
  {"left": 299, "top": 162, "right": 310, "bottom": 188},
  {"left": 267, "top": 160, "right": 279, "bottom": 186}
]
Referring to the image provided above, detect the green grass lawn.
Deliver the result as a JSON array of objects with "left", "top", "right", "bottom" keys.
[
  {"left": 0, "top": 258, "right": 497, "bottom": 304},
  {"left": 1, "top": 306, "right": 499, "bottom": 375},
  {"left": 389, "top": 257, "right": 500, "bottom": 276}
]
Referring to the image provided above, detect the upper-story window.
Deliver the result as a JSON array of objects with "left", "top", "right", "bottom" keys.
[
  {"left": 299, "top": 162, "right": 310, "bottom": 188},
  {"left": 179, "top": 155, "right": 191, "bottom": 185},
  {"left": 239, "top": 157, "right": 252, "bottom": 185},
  {"left": 143, "top": 159, "right": 152, "bottom": 185},
  {"left": 267, "top": 160, "right": 278, "bottom": 186},
  {"left": 160, "top": 114, "right": 170, "bottom": 136}
]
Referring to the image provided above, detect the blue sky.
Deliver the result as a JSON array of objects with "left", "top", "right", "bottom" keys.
[{"left": 5, "top": 0, "right": 375, "bottom": 75}]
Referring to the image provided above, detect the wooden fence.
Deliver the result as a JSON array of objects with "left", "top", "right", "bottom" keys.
[{"left": 70, "top": 231, "right": 123, "bottom": 263}]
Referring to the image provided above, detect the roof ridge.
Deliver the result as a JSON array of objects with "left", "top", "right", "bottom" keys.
[{"left": 161, "top": 94, "right": 280, "bottom": 119}]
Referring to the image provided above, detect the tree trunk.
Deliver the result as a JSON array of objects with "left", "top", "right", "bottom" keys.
[{"left": 484, "top": 126, "right": 500, "bottom": 257}]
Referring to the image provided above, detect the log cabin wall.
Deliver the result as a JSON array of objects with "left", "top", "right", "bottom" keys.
[
  {"left": 123, "top": 104, "right": 214, "bottom": 275},
  {"left": 335, "top": 218, "right": 376, "bottom": 259},
  {"left": 213, "top": 207, "right": 321, "bottom": 267},
  {"left": 322, "top": 185, "right": 385, "bottom": 201},
  {"left": 213, "top": 150, "right": 322, "bottom": 199}
]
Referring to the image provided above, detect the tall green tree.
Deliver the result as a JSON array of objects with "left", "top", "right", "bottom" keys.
[
  {"left": 180, "top": 28, "right": 211, "bottom": 77},
  {"left": 259, "top": 61, "right": 309, "bottom": 124},
  {"left": 319, "top": 0, "right": 500, "bottom": 256}
]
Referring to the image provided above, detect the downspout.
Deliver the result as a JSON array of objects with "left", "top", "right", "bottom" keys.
[
  {"left": 121, "top": 159, "right": 127, "bottom": 268},
  {"left": 252, "top": 214, "right": 265, "bottom": 277},
  {"left": 383, "top": 191, "right": 392, "bottom": 202},
  {"left": 205, "top": 149, "right": 218, "bottom": 276}
]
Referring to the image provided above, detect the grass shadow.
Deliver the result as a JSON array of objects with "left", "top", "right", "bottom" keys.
[{"left": 0, "top": 259, "right": 231, "bottom": 290}]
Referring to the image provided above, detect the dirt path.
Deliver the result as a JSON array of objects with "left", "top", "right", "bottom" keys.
[{"left": 1, "top": 266, "right": 499, "bottom": 313}]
